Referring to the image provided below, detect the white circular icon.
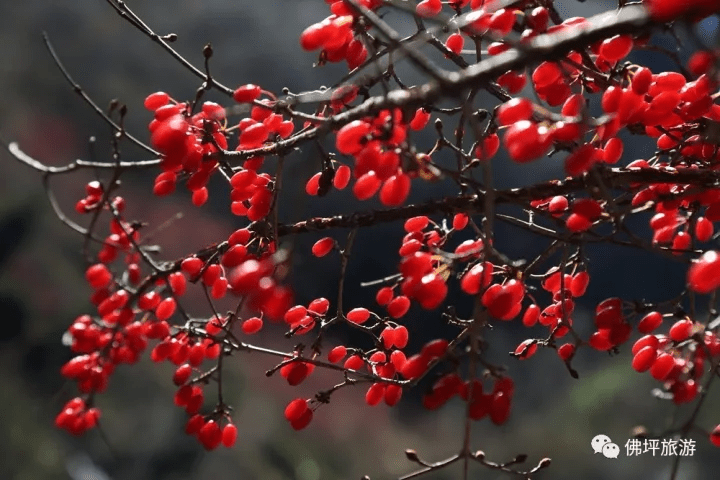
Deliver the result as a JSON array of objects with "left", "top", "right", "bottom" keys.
[
  {"left": 591, "top": 434, "right": 611, "bottom": 454},
  {"left": 602, "top": 442, "right": 620, "bottom": 459}
]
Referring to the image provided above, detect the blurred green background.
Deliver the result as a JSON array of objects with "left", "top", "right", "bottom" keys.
[{"left": 1, "top": 1, "right": 719, "bottom": 479}]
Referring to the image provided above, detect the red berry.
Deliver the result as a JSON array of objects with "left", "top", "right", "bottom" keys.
[
  {"left": 650, "top": 353, "right": 675, "bottom": 380},
  {"left": 669, "top": 319, "right": 693, "bottom": 342},
  {"left": 445, "top": 33, "right": 464, "bottom": 55},
  {"left": 452, "top": 214, "right": 469, "bottom": 231},
  {"left": 285, "top": 398, "right": 309, "bottom": 422},
  {"left": 384, "top": 384, "right": 403, "bottom": 406},
  {"left": 308, "top": 297, "right": 330, "bottom": 315},
  {"left": 497, "top": 98, "right": 534, "bottom": 126},
  {"left": 416, "top": 0, "right": 442, "bottom": 18},
  {"left": 489, "top": 391, "right": 511, "bottom": 425},
  {"left": 602, "top": 138, "right": 624, "bottom": 164},
  {"left": 233, "top": 84, "right": 262, "bottom": 103},
  {"left": 400, "top": 354, "right": 429, "bottom": 379},
  {"left": 328, "top": 345, "right": 347, "bottom": 363},
  {"left": 290, "top": 407, "right": 313, "bottom": 430},
  {"left": 599, "top": 35, "right": 633, "bottom": 62},
  {"left": 503, "top": 120, "right": 549, "bottom": 163},
  {"left": 173, "top": 364, "right": 192, "bottom": 386},
  {"left": 281, "top": 361, "right": 312, "bottom": 386},
  {"left": 284, "top": 305, "right": 307, "bottom": 325},
  {"left": 632, "top": 334, "right": 660, "bottom": 356},
  {"left": 181, "top": 257, "right": 204, "bottom": 277},
  {"left": 393, "top": 326, "right": 409, "bottom": 349},
  {"left": 601, "top": 86, "right": 623, "bottom": 113},
  {"left": 569, "top": 271, "right": 590, "bottom": 297},
  {"left": 476, "top": 134, "right": 500, "bottom": 160},
  {"left": 514, "top": 339, "right": 538, "bottom": 359},
  {"left": 522, "top": 304, "right": 540, "bottom": 327},
  {"left": 311, "top": 237, "right": 335, "bottom": 257},
  {"left": 198, "top": 420, "right": 222, "bottom": 450},
  {"left": 532, "top": 62, "right": 562, "bottom": 88},
  {"left": 557, "top": 343, "right": 575, "bottom": 361},
  {"left": 422, "top": 339, "right": 449, "bottom": 359},
  {"left": 589, "top": 330, "right": 613, "bottom": 351},
  {"left": 409, "top": 108, "right": 431, "bottom": 131},
  {"left": 347, "top": 308, "right": 371, "bottom": 324},
  {"left": 191, "top": 187, "right": 209, "bottom": 207},
  {"left": 353, "top": 171, "right": 381, "bottom": 200},
  {"left": 168, "top": 272, "right": 187, "bottom": 296},
  {"left": 336, "top": 121, "right": 371, "bottom": 155},
  {"left": 241, "top": 317, "right": 263, "bottom": 334},
  {"left": 376, "top": 287, "right": 394, "bottom": 306},
  {"left": 379, "top": 174, "right": 411, "bottom": 206},
  {"left": 365, "top": 383, "right": 386, "bottom": 406},
  {"left": 387, "top": 295, "right": 411, "bottom": 318},
  {"left": 333, "top": 165, "right": 351, "bottom": 190},
  {"left": 185, "top": 414, "right": 205, "bottom": 435},
  {"left": 695, "top": 217, "right": 713, "bottom": 242},
  {"left": 638, "top": 311, "right": 663, "bottom": 333},
  {"left": 155, "top": 297, "right": 177, "bottom": 321},
  {"left": 711, "top": 425, "right": 720, "bottom": 447},
  {"left": 222, "top": 423, "right": 238, "bottom": 447},
  {"left": 86, "top": 264, "right": 112, "bottom": 290},
  {"left": 300, "top": 23, "right": 325, "bottom": 51},
  {"left": 380, "top": 327, "right": 396, "bottom": 349},
  {"left": 632, "top": 345, "right": 657, "bottom": 372},
  {"left": 344, "top": 355, "right": 364, "bottom": 371},
  {"left": 144, "top": 92, "right": 169, "bottom": 111},
  {"left": 688, "top": 251, "right": 720, "bottom": 293}
]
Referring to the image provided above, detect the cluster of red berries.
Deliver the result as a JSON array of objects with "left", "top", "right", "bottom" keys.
[
  {"left": 55, "top": 397, "right": 100, "bottom": 436},
  {"left": 631, "top": 328, "right": 720, "bottom": 405},
  {"left": 185, "top": 415, "right": 237, "bottom": 450},
  {"left": 328, "top": 108, "right": 413, "bottom": 205},
  {"left": 282, "top": 297, "right": 330, "bottom": 336},
  {"left": 50, "top": 0, "right": 720, "bottom": 465},
  {"left": 284, "top": 398, "right": 314, "bottom": 430},
  {"left": 512, "top": 269, "right": 589, "bottom": 361},
  {"left": 74, "top": 180, "right": 126, "bottom": 215},
  {"left": 299, "top": 0, "right": 384, "bottom": 69},
  {"left": 146, "top": 95, "right": 225, "bottom": 199},
  {"left": 423, "top": 374, "right": 514, "bottom": 425},
  {"left": 145, "top": 85, "right": 295, "bottom": 216},
  {"left": 60, "top": 172, "right": 296, "bottom": 438}
]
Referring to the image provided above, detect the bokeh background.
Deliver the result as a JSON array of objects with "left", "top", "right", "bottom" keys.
[{"left": 1, "top": 1, "right": 719, "bottom": 479}]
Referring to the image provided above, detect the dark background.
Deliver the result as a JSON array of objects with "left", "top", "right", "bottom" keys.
[{"left": 1, "top": 1, "right": 719, "bottom": 479}]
